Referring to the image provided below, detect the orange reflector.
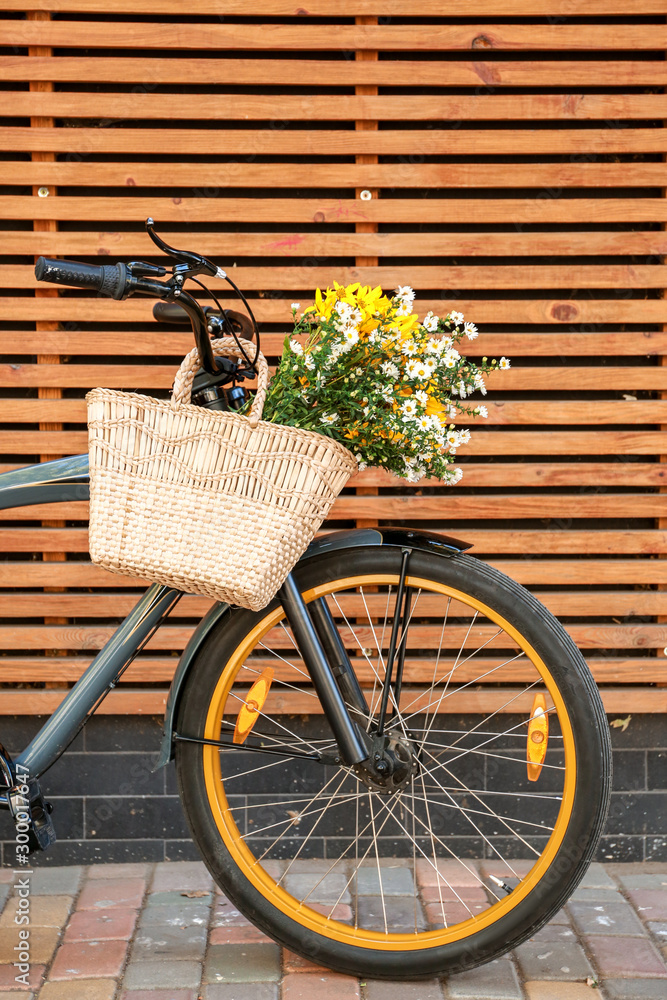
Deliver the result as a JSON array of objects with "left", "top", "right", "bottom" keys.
[
  {"left": 233, "top": 667, "right": 274, "bottom": 745},
  {"left": 526, "top": 693, "right": 549, "bottom": 782}
]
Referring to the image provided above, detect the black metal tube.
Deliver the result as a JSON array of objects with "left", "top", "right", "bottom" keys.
[
  {"left": 309, "top": 597, "right": 370, "bottom": 720},
  {"left": 393, "top": 587, "right": 412, "bottom": 709},
  {"left": 278, "top": 574, "right": 369, "bottom": 766},
  {"left": 16, "top": 585, "right": 181, "bottom": 780},
  {"left": 376, "top": 548, "right": 411, "bottom": 735}
]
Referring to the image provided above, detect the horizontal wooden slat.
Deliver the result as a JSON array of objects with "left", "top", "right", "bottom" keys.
[
  {"left": 3, "top": 1, "right": 666, "bottom": 15},
  {"left": 2, "top": 590, "right": 666, "bottom": 619},
  {"left": 1, "top": 621, "right": 664, "bottom": 651},
  {"left": 9, "top": 263, "right": 667, "bottom": 292},
  {"left": 8, "top": 232, "right": 667, "bottom": 260},
  {"left": 1, "top": 686, "right": 664, "bottom": 716},
  {"left": 3, "top": 127, "right": 667, "bottom": 156},
  {"left": 2, "top": 57, "right": 666, "bottom": 88},
  {"left": 2, "top": 365, "right": 662, "bottom": 391},
  {"left": 4, "top": 331, "right": 667, "bottom": 360},
  {"left": 3, "top": 162, "right": 664, "bottom": 189},
  {"left": 3, "top": 2, "right": 665, "bottom": 15},
  {"left": 5, "top": 22, "right": 667, "bottom": 52},
  {"left": 3, "top": 399, "right": 667, "bottom": 427},
  {"left": 7, "top": 93, "right": 667, "bottom": 122},
  {"left": 7, "top": 193, "right": 667, "bottom": 226},
  {"left": 3, "top": 430, "right": 666, "bottom": 458},
  {"left": 1, "top": 559, "right": 663, "bottom": 587}
]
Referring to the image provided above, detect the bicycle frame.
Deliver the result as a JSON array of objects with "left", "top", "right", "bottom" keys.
[{"left": 0, "top": 453, "right": 471, "bottom": 845}]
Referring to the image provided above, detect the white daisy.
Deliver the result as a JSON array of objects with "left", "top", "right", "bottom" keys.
[
  {"left": 320, "top": 413, "right": 339, "bottom": 425},
  {"left": 464, "top": 321, "right": 478, "bottom": 340},
  {"left": 499, "top": 357, "right": 511, "bottom": 369},
  {"left": 449, "top": 310, "right": 464, "bottom": 325},
  {"left": 289, "top": 340, "right": 303, "bottom": 355},
  {"left": 422, "top": 311, "right": 439, "bottom": 332}
]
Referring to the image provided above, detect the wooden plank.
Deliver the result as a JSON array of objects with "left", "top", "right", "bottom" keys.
[
  {"left": 8, "top": 262, "right": 667, "bottom": 292},
  {"left": 7, "top": 93, "right": 667, "bottom": 122},
  {"left": 7, "top": 193, "right": 667, "bottom": 227},
  {"left": 2, "top": 161, "right": 664, "bottom": 189},
  {"left": 0, "top": 655, "right": 665, "bottom": 686},
  {"left": 4, "top": 429, "right": 667, "bottom": 458},
  {"left": 2, "top": 589, "right": 667, "bottom": 619},
  {"left": 11, "top": 294, "right": 667, "bottom": 328},
  {"left": 3, "top": 398, "right": 666, "bottom": 426},
  {"left": 3, "top": 2, "right": 666, "bottom": 15},
  {"left": 2, "top": 127, "right": 667, "bottom": 157},
  {"left": 0, "top": 685, "right": 664, "bottom": 716},
  {"left": 2, "top": 365, "right": 664, "bottom": 391},
  {"left": 2, "top": 57, "right": 666, "bottom": 88},
  {"left": 10, "top": 231, "right": 667, "bottom": 259},
  {"left": 5, "top": 22, "right": 667, "bottom": 52},
  {"left": 1, "top": 558, "right": 664, "bottom": 588}
]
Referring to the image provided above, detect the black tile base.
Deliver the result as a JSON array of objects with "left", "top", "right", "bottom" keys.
[{"left": 1, "top": 713, "right": 665, "bottom": 866}]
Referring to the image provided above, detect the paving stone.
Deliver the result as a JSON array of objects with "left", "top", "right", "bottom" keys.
[
  {"left": 26, "top": 867, "right": 83, "bottom": 896},
  {"left": 359, "top": 896, "right": 427, "bottom": 932},
  {"left": 0, "top": 992, "right": 33, "bottom": 999},
  {"left": 524, "top": 984, "right": 602, "bottom": 1000},
  {"left": 617, "top": 873, "right": 667, "bottom": 891},
  {"left": 145, "top": 890, "right": 212, "bottom": 908},
  {"left": 87, "top": 863, "right": 151, "bottom": 881},
  {"left": 283, "top": 948, "right": 330, "bottom": 973},
  {"left": 0, "top": 962, "right": 44, "bottom": 990},
  {"left": 139, "top": 901, "right": 210, "bottom": 929},
  {"left": 282, "top": 873, "right": 350, "bottom": 905},
  {"left": 0, "top": 927, "right": 60, "bottom": 964},
  {"left": 76, "top": 877, "right": 146, "bottom": 911},
  {"left": 210, "top": 924, "right": 273, "bottom": 944},
  {"left": 569, "top": 886, "right": 624, "bottom": 904},
  {"left": 130, "top": 924, "right": 207, "bottom": 961},
  {"left": 366, "top": 980, "right": 441, "bottom": 1000},
  {"left": 204, "top": 942, "right": 281, "bottom": 983},
  {"left": 445, "top": 957, "right": 522, "bottom": 999},
  {"left": 585, "top": 934, "right": 667, "bottom": 977},
  {"left": 647, "top": 921, "right": 667, "bottom": 941},
  {"left": 525, "top": 924, "right": 578, "bottom": 944},
  {"left": 151, "top": 861, "right": 213, "bottom": 893},
  {"left": 514, "top": 940, "right": 594, "bottom": 981},
  {"left": 0, "top": 889, "right": 8, "bottom": 913},
  {"left": 122, "top": 959, "right": 202, "bottom": 990},
  {"left": 210, "top": 899, "right": 252, "bottom": 929},
  {"left": 39, "top": 980, "right": 117, "bottom": 1000},
  {"left": 0, "top": 895, "right": 73, "bottom": 929},
  {"left": 202, "top": 986, "right": 278, "bottom": 1000},
  {"left": 576, "top": 863, "right": 617, "bottom": 890},
  {"left": 568, "top": 899, "right": 646, "bottom": 936},
  {"left": 64, "top": 906, "right": 138, "bottom": 941},
  {"left": 626, "top": 889, "right": 667, "bottom": 922},
  {"left": 416, "top": 859, "right": 482, "bottom": 888},
  {"left": 284, "top": 973, "right": 361, "bottom": 1000},
  {"left": 121, "top": 992, "right": 198, "bottom": 1000},
  {"left": 48, "top": 939, "right": 128, "bottom": 979},
  {"left": 602, "top": 979, "right": 667, "bottom": 1000},
  {"left": 352, "top": 866, "right": 416, "bottom": 896}
]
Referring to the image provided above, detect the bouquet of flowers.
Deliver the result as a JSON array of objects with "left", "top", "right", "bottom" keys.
[{"left": 262, "top": 282, "right": 509, "bottom": 484}]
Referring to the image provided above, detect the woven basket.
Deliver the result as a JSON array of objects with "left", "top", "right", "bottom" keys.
[{"left": 86, "top": 337, "right": 357, "bottom": 610}]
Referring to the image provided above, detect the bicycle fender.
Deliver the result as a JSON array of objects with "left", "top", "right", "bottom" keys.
[
  {"left": 157, "top": 526, "right": 471, "bottom": 768},
  {"left": 0, "top": 454, "right": 89, "bottom": 510}
]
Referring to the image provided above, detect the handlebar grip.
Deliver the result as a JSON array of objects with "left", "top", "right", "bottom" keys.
[
  {"left": 35, "top": 257, "right": 128, "bottom": 300},
  {"left": 153, "top": 301, "right": 191, "bottom": 324}
]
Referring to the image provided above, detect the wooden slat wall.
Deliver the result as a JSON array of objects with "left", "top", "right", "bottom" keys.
[{"left": 1, "top": 1, "right": 667, "bottom": 714}]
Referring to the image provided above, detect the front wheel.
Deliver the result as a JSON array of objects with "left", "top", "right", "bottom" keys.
[{"left": 175, "top": 545, "right": 611, "bottom": 979}]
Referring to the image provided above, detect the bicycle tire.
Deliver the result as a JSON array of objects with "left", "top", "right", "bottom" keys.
[{"left": 175, "top": 545, "right": 611, "bottom": 979}]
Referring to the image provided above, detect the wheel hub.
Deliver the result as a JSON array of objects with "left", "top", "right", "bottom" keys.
[{"left": 354, "top": 731, "right": 419, "bottom": 795}]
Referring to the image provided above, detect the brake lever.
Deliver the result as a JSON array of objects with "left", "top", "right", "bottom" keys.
[{"left": 145, "top": 218, "right": 220, "bottom": 278}]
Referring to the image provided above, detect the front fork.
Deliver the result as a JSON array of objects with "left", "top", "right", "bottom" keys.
[{"left": 278, "top": 574, "right": 370, "bottom": 766}]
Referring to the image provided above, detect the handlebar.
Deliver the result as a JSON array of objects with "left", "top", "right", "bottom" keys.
[
  {"left": 33, "top": 219, "right": 259, "bottom": 378},
  {"left": 35, "top": 257, "right": 129, "bottom": 300}
]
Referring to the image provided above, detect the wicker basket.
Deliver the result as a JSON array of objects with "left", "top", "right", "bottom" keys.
[{"left": 86, "top": 337, "right": 357, "bottom": 610}]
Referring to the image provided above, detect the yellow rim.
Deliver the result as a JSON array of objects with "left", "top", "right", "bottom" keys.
[{"left": 202, "top": 573, "right": 577, "bottom": 951}]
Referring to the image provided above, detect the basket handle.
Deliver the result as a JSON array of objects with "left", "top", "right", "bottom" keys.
[{"left": 172, "top": 337, "right": 269, "bottom": 428}]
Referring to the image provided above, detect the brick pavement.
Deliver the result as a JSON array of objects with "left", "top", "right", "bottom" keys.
[{"left": 0, "top": 861, "right": 664, "bottom": 999}]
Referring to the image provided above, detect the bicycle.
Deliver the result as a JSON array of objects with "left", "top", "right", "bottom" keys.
[{"left": 0, "top": 221, "right": 612, "bottom": 980}]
